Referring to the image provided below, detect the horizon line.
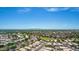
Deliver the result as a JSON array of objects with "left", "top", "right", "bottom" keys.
[{"left": 0, "top": 28, "right": 79, "bottom": 30}]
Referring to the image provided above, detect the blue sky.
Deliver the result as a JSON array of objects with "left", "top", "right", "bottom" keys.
[{"left": 0, "top": 7, "right": 79, "bottom": 29}]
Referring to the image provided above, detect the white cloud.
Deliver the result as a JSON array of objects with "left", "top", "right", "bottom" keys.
[
  {"left": 46, "top": 8, "right": 59, "bottom": 12},
  {"left": 17, "top": 7, "right": 79, "bottom": 14},
  {"left": 45, "top": 7, "right": 69, "bottom": 12},
  {"left": 17, "top": 8, "right": 31, "bottom": 14}
]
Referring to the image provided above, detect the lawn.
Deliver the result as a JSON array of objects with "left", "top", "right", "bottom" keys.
[{"left": 40, "top": 36, "right": 55, "bottom": 42}]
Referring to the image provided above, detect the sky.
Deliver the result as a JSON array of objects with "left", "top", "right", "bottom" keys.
[{"left": 0, "top": 7, "right": 79, "bottom": 29}]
